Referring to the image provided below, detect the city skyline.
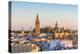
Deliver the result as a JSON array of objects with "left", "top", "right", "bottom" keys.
[
  {"left": 9, "top": 1, "right": 78, "bottom": 53},
  {"left": 11, "top": 1, "right": 78, "bottom": 30}
]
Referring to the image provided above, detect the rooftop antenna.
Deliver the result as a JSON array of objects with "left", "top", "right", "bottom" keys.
[{"left": 21, "top": 26, "right": 24, "bottom": 31}]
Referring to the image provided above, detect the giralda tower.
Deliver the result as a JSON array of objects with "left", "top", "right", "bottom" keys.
[{"left": 35, "top": 14, "right": 40, "bottom": 35}]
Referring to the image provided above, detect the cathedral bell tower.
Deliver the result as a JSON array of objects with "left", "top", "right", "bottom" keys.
[{"left": 35, "top": 14, "right": 40, "bottom": 35}]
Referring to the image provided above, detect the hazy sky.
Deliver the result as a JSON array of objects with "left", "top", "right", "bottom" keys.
[{"left": 11, "top": 1, "right": 78, "bottom": 30}]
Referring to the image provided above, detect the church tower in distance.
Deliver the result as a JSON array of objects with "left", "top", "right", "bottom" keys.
[{"left": 35, "top": 13, "right": 40, "bottom": 36}]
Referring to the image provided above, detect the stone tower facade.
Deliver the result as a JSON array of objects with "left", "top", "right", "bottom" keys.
[{"left": 35, "top": 14, "right": 40, "bottom": 35}]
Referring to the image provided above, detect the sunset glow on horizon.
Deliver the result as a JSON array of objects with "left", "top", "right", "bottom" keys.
[{"left": 11, "top": 1, "right": 78, "bottom": 30}]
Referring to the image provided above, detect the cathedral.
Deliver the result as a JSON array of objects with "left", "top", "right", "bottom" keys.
[{"left": 35, "top": 14, "right": 40, "bottom": 35}]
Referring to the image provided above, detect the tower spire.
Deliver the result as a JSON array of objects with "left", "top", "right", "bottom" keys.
[
  {"left": 36, "top": 13, "right": 39, "bottom": 21},
  {"left": 35, "top": 13, "right": 40, "bottom": 35},
  {"left": 55, "top": 20, "right": 58, "bottom": 27},
  {"left": 54, "top": 20, "right": 58, "bottom": 30}
]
